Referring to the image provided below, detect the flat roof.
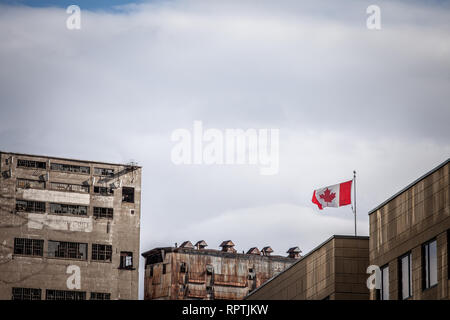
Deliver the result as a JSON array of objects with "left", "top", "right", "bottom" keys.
[
  {"left": 368, "top": 158, "right": 449, "bottom": 215},
  {"left": 0, "top": 150, "right": 141, "bottom": 168},
  {"left": 244, "top": 235, "right": 369, "bottom": 298},
  {"left": 141, "top": 246, "right": 294, "bottom": 262}
]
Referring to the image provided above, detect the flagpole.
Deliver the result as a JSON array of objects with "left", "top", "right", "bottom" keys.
[{"left": 353, "top": 170, "right": 357, "bottom": 236}]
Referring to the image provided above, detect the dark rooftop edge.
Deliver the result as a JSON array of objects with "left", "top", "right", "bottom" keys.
[
  {"left": 0, "top": 150, "right": 141, "bottom": 168},
  {"left": 368, "top": 158, "right": 449, "bottom": 215}
]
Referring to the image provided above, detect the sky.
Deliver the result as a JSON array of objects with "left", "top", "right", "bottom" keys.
[{"left": 0, "top": 0, "right": 449, "bottom": 299}]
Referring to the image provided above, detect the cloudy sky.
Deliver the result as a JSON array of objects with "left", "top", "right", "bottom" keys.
[{"left": 1, "top": 0, "right": 449, "bottom": 298}]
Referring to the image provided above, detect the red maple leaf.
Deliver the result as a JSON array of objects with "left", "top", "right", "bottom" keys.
[{"left": 319, "top": 188, "right": 336, "bottom": 203}]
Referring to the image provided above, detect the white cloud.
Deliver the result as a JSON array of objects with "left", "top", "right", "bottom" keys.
[{"left": 0, "top": 0, "right": 449, "bottom": 299}]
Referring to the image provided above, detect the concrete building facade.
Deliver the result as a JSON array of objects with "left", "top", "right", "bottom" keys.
[
  {"left": 0, "top": 151, "right": 142, "bottom": 300},
  {"left": 369, "top": 158, "right": 449, "bottom": 300},
  {"left": 245, "top": 235, "right": 370, "bottom": 300},
  {"left": 142, "top": 240, "right": 298, "bottom": 300}
]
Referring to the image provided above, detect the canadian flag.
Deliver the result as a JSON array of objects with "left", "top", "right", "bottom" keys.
[{"left": 312, "top": 180, "right": 353, "bottom": 210}]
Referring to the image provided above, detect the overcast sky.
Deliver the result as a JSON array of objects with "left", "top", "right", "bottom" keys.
[{"left": 1, "top": 0, "right": 449, "bottom": 299}]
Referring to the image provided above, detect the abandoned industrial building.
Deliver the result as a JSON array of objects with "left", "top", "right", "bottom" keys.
[
  {"left": 0, "top": 151, "right": 142, "bottom": 300},
  {"left": 141, "top": 240, "right": 299, "bottom": 300},
  {"left": 369, "top": 158, "right": 449, "bottom": 300},
  {"left": 245, "top": 235, "right": 370, "bottom": 300}
]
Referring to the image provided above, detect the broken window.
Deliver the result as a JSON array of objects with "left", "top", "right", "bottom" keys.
[
  {"left": 180, "top": 262, "right": 187, "bottom": 273},
  {"left": 50, "top": 203, "right": 87, "bottom": 216},
  {"left": 50, "top": 182, "right": 89, "bottom": 193},
  {"left": 16, "top": 179, "right": 45, "bottom": 189},
  {"left": 16, "top": 200, "right": 45, "bottom": 213},
  {"left": 93, "top": 207, "right": 113, "bottom": 219},
  {"left": 90, "top": 292, "right": 111, "bottom": 300},
  {"left": 92, "top": 244, "right": 112, "bottom": 262},
  {"left": 46, "top": 290, "right": 86, "bottom": 300},
  {"left": 119, "top": 251, "right": 133, "bottom": 269},
  {"left": 93, "top": 186, "right": 114, "bottom": 196},
  {"left": 51, "top": 163, "right": 90, "bottom": 174},
  {"left": 12, "top": 288, "right": 41, "bottom": 300},
  {"left": 17, "top": 159, "right": 46, "bottom": 169},
  {"left": 14, "top": 238, "right": 44, "bottom": 256},
  {"left": 94, "top": 167, "right": 115, "bottom": 176},
  {"left": 122, "top": 187, "right": 134, "bottom": 203},
  {"left": 48, "top": 240, "right": 87, "bottom": 260}
]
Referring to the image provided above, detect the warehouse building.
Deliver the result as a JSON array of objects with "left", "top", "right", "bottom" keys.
[
  {"left": 141, "top": 240, "right": 298, "bottom": 300},
  {"left": 245, "top": 235, "right": 370, "bottom": 300},
  {"left": 0, "top": 151, "right": 141, "bottom": 300},
  {"left": 369, "top": 158, "right": 449, "bottom": 300}
]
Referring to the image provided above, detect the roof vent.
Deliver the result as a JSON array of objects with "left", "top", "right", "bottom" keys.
[
  {"left": 219, "top": 240, "right": 236, "bottom": 253},
  {"left": 287, "top": 246, "right": 302, "bottom": 259},
  {"left": 246, "top": 247, "right": 260, "bottom": 255},
  {"left": 261, "top": 246, "right": 274, "bottom": 256},
  {"left": 195, "top": 240, "right": 208, "bottom": 250},
  {"left": 180, "top": 241, "right": 194, "bottom": 249}
]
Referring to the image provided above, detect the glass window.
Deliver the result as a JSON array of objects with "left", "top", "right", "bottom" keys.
[
  {"left": 423, "top": 239, "right": 437, "bottom": 289},
  {"left": 399, "top": 253, "right": 412, "bottom": 299},
  {"left": 381, "top": 265, "right": 389, "bottom": 300}
]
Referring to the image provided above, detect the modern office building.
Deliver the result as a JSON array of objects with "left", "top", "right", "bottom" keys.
[
  {"left": 369, "top": 158, "right": 449, "bottom": 300},
  {"left": 0, "top": 151, "right": 142, "bottom": 300},
  {"left": 245, "top": 235, "right": 370, "bottom": 300},
  {"left": 141, "top": 240, "right": 298, "bottom": 300}
]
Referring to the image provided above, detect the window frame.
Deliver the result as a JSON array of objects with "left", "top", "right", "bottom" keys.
[
  {"left": 14, "top": 238, "right": 44, "bottom": 257},
  {"left": 92, "top": 243, "right": 113, "bottom": 262},
  {"left": 380, "top": 264, "right": 389, "bottom": 300},
  {"left": 122, "top": 187, "right": 135, "bottom": 203},
  {"left": 398, "top": 252, "right": 413, "bottom": 300},
  {"left": 119, "top": 251, "right": 134, "bottom": 270},
  {"left": 48, "top": 240, "right": 88, "bottom": 261},
  {"left": 12, "top": 287, "right": 42, "bottom": 300},
  {"left": 422, "top": 238, "right": 438, "bottom": 290}
]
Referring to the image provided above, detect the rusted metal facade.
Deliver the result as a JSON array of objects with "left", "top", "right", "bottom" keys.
[{"left": 142, "top": 241, "right": 297, "bottom": 300}]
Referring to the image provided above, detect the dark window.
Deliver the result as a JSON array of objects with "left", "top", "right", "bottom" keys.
[
  {"left": 14, "top": 238, "right": 43, "bottom": 256},
  {"left": 50, "top": 182, "right": 89, "bottom": 193},
  {"left": 94, "top": 167, "right": 114, "bottom": 176},
  {"left": 422, "top": 239, "right": 438, "bottom": 289},
  {"left": 51, "top": 163, "right": 90, "bottom": 174},
  {"left": 48, "top": 240, "right": 87, "bottom": 260},
  {"left": 16, "top": 200, "right": 45, "bottom": 213},
  {"left": 122, "top": 187, "right": 134, "bottom": 203},
  {"left": 399, "top": 252, "right": 412, "bottom": 299},
  {"left": 381, "top": 265, "right": 389, "bottom": 300},
  {"left": 17, "top": 159, "right": 46, "bottom": 169},
  {"left": 93, "top": 207, "right": 113, "bottom": 219},
  {"left": 448, "top": 230, "right": 450, "bottom": 280},
  {"left": 16, "top": 179, "right": 45, "bottom": 189},
  {"left": 46, "top": 290, "right": 86, "bottom": 300},
  {"left": 92, "top": 244, "right": 112, "bottom": 262},
  {"left": 180, "top": 262, "right": 186, "bottom": 273},
  {"left": 93, "top": 186, "right": 114, "bottom": 196},
  {"left": 12, "top": 288, "right": 41, "bottom": 300},
  {"left": 150, "top": 266, "right": 154, "bottom": 277},
  {"left": 50, "top": 203, "right": 87, "bottom": 216},
  {"left": 90, "top": 292, "right": 111, "bottom": 300},
  {"left": 163, "top": 264, "right": 167, "bottom": 274},
  {"left": 119, "top": 251, "right": 133, "bottom": 269}
]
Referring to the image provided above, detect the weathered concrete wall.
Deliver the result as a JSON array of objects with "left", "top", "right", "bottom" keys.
[
  {"left": 246, "top": 236, "right": 370, "bottom": 300},
  {"left": 143, "top": 247, "right": 296, "bottom": 300},
  {"left": 369, "top": 160, "right": 449, "bottom": 300},
  {"left": 0, "top": 152, "right": 141, "bottom": 300}
]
